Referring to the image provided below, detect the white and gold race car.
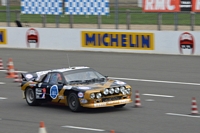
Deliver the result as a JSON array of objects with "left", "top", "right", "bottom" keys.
[{"left": 21, "top": 66, "right": 132, "bottom": 112}]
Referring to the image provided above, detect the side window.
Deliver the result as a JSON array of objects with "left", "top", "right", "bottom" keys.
[
  {"left": 49, "top": 73, "right": 63, "bottom": 84},
  {"left": 43, "top": 73, "right": 51, "bottom": 83}
]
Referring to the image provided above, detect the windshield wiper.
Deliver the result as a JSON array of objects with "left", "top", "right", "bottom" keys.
[
  {"left": 84, "top": 78, "right": 106, "bottom": 83},
  {"left": 83, "top": 80, "right": 92, "bottom": 84},
  {"left": 69, "top": 80, "right": 83, "bottom": 84}
]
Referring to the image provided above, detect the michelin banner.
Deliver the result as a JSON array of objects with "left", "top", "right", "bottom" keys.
[
  {"left": 81, "top": 31, "right": 154, "bottom": 50},
  {"left": 0, "top": 29, "right": 7, "bottom": 45},
  {"left": 1, "top": 27, "right": 200, "bottom": 55}
]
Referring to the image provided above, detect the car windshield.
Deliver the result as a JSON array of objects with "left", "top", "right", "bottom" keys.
[{"left": 63, "top": 69, "right": 106, "bottom": 83}]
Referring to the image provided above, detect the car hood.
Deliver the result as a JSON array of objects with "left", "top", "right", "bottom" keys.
[{"left": 64, "top": 79, "right": 128, "bottom": 91}]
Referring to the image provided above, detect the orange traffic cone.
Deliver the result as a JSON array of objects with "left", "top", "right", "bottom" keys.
[
  {"left": 110, "top": 130, "right": 115, "bottom": 133},
  {"left": 6, "top": 58, "right": 13, "bottom": 70},
  {"left": 0, "top": 58, "right": 4, "bottom": 70},
  {"left": 13, "top": 70, "right": 22, "bottom": 83},
  {"left": 6, "top": 58, "right": 15, "bottom": 78},
  {"left": 191, "top": 97, "right": 199, "bottom": 115},
  {"left": 38, "top": 121, "right": 47, "bottom": 133},
  {"left": 135, "top": 90, "right": 141, "bottom": 107}
]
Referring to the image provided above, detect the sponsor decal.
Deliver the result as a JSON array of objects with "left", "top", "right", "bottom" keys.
[
  {"left": 82, "top": 31, "right": 154, "bottom": 50},
  {"left": 26, "top": 74, "right": 33, "bottom": 79},
  {"left": 179, "top": 32, "right": 195, "bottom": 55},
  {"left": 94, "top": 99, "right": 130, "bottom": 107},
  {"left": 78, "top": 92, "right": 84, "bottom": 98},
  {"left": 80, "top": 99, "right": 88, "bottom": 103},
  {"left": 29, "top": 84, "right": 36, "bottom": 87},
  {"left": 143, "top": 0, "right": 198, "bottom": 12},
  {"left": 107, "top": 100, "right": 119, "bottom": 105},
  {"left": 26, "top": 28, "right": 39, "bottom": 48},
  {"left": 94, "top": 102, "right": 107, "bottom": 107},
  {"left": 78, "top": 86, "right": 91, "bottom": 90},
  {"left": 35, "top": 88, "right": 46, "bottom": 99},
  {"left": 0, "top": 29, "right": 7, "bottom": 44},
  {"left": 142, "top": 0, "right": 180, "bottom": 12},
  {"left": 119, "top": 99, "right": 130, "bottom": 104},
  {"left": 38, "top": 83, "right": 42, "bottom": 87},
  {"left": 42, "top": 88, "right": 46, "bottom": 98},
  {"left": 58, "top": 95, "right": 64, "bottom": 99},
  {"left": 50, "top": 85, "right": 59, "bottom": 99}
]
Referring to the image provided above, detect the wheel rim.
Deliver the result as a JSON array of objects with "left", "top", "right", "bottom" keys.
[
  {"left": 70, "top": 96, "right": 76, "bottom": 107},
  {"left": 26, "top": 89, "right": 34, "bottom": 103},
  {"left": 72, "top": 100, "right": 76, "bottom": 107}
]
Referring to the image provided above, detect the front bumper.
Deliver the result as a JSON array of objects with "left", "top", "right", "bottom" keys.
[{"left": 81, "top": 98, "right": 132, "bottom": 108}]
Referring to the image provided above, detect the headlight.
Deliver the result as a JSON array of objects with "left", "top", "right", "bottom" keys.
[
  {"left": 103, "top": 89, "right": 109, "bottom": 95},
  {"left": 122, "top": 90, "right": 126, "bottom": 95},
  {"left": 120, "top": 86, "right": 125, "bottom": 92},
  {"left": 109, "top": 88, "right": 115, "bottom": 94},
  {"left": 90, "top": 93, "right": 95, "bottom": 99},
  {"left": 96, "top": 93, "right": 102, "bottom": 99},
  {"left": 124, "top": 90, "right": 129, "bottom": 94},
  {"left": 126, "top": 88, "right": 131, "bottom": 94},
  {"left": 114, "top": 87, "right": 120, "bottom": 93}
]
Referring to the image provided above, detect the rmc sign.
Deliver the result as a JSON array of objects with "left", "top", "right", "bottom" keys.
[{"left": 142, "top": 0, "right": 199, "bottom": 12}]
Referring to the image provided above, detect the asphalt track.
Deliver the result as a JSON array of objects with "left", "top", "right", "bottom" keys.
[{"left": 1, "top": 48, "right": 200, "bottom": 133}]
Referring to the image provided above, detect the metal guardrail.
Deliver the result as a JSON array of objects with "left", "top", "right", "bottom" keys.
[{"left": 1, "top": 9, "right": 199, "bottom": 31}]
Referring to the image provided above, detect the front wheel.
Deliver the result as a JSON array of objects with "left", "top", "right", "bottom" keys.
[
  {"left": 68, "top": 92, "right": 82, "bottom": 112},
  {"left": 25, "top": 88, "right": 40, "bottom": 106}
]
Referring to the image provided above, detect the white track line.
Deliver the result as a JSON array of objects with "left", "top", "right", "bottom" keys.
[
  {"left": 145, "top": 99, "right": 155, "bottom": 101},
  {"left": 166, "top": 113, "right": 200, "bottom": 118},
  {"left": 110, "top": 77, "right": 200, "bottom": 86},
  {"left": 0, "top": 82, "right": 5, "bottom": 85},
  {"left": 1, "top": 70, "right": 199, "bottom": 86},
  {"left": 0, "top": 70, "right": 26, "bottom": 73},
  {"left": 143, "top": 94, "right": 174, "bottom": 98},
  {"left": 61, "top": 125, "right": 105, "bottom": 132},
  {"left": 0, "top": 97, "right": 7, "bottom": 100}
]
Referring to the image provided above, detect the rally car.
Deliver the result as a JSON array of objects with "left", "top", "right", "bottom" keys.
[{"left": 21, "top": 66, "right": 133, "bottom": 112}]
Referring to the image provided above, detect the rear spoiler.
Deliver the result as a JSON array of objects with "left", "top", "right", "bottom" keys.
[
  {"left": 21, "top": 73, "right": 38, "bottom": 81},
  {"left": 21, "top": 70, "right": 51, "bottom": 81}
]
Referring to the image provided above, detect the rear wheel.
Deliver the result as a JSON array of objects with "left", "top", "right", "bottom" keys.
[
  {"left": 25, "top": 88, "right": 40, "bottom": 106},
  {"left": 114, "top": 104, "right": 126, "bottom": 108},
  {"left": 68, "top": 92, "right": 82, "bottom": 112}
]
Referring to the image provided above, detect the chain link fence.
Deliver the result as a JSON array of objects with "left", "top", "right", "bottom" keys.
[{"left": 0, "top": 0, "right": 200, "bottom": 30}]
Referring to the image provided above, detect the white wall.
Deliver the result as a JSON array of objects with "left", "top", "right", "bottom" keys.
[{"left": 0, "top": 27, "right": 198, "bottom": 56}]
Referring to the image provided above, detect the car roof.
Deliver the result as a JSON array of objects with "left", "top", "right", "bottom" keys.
[
  {"left": 51, "top": 66, "right": 90, "bottom": 72},
  {"left": 35, "top": 66, "right": 90, "bottom": 76},
  {"left": 34, "top": 66, "right": 90, "bottom": 81}
]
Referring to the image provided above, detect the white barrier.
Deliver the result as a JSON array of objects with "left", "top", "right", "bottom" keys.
[{"left": 0, "top": 27, "right": 198, "bottom": 55}]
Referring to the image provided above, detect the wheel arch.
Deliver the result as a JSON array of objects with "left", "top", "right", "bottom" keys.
[
  {"left": 24, "top": 86, "right": 33, "bottom": 94},
  {"left": 64, "top": 88, "right": 79, "bottom": 97}
]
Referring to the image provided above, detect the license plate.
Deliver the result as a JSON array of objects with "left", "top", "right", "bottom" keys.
[{"left": 102, "top": 96, "right": 121, "bottom": 102}]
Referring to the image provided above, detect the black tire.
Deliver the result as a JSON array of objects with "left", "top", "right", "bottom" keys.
[
  {"left": 68, "top": 92, "right": 82, "bottom": 112},
  {"left": 25, "top": 88, "right": 40, "bottom": 106},
  {"left": 114, "top": 104, "right": 126, "bottom": 108}
]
